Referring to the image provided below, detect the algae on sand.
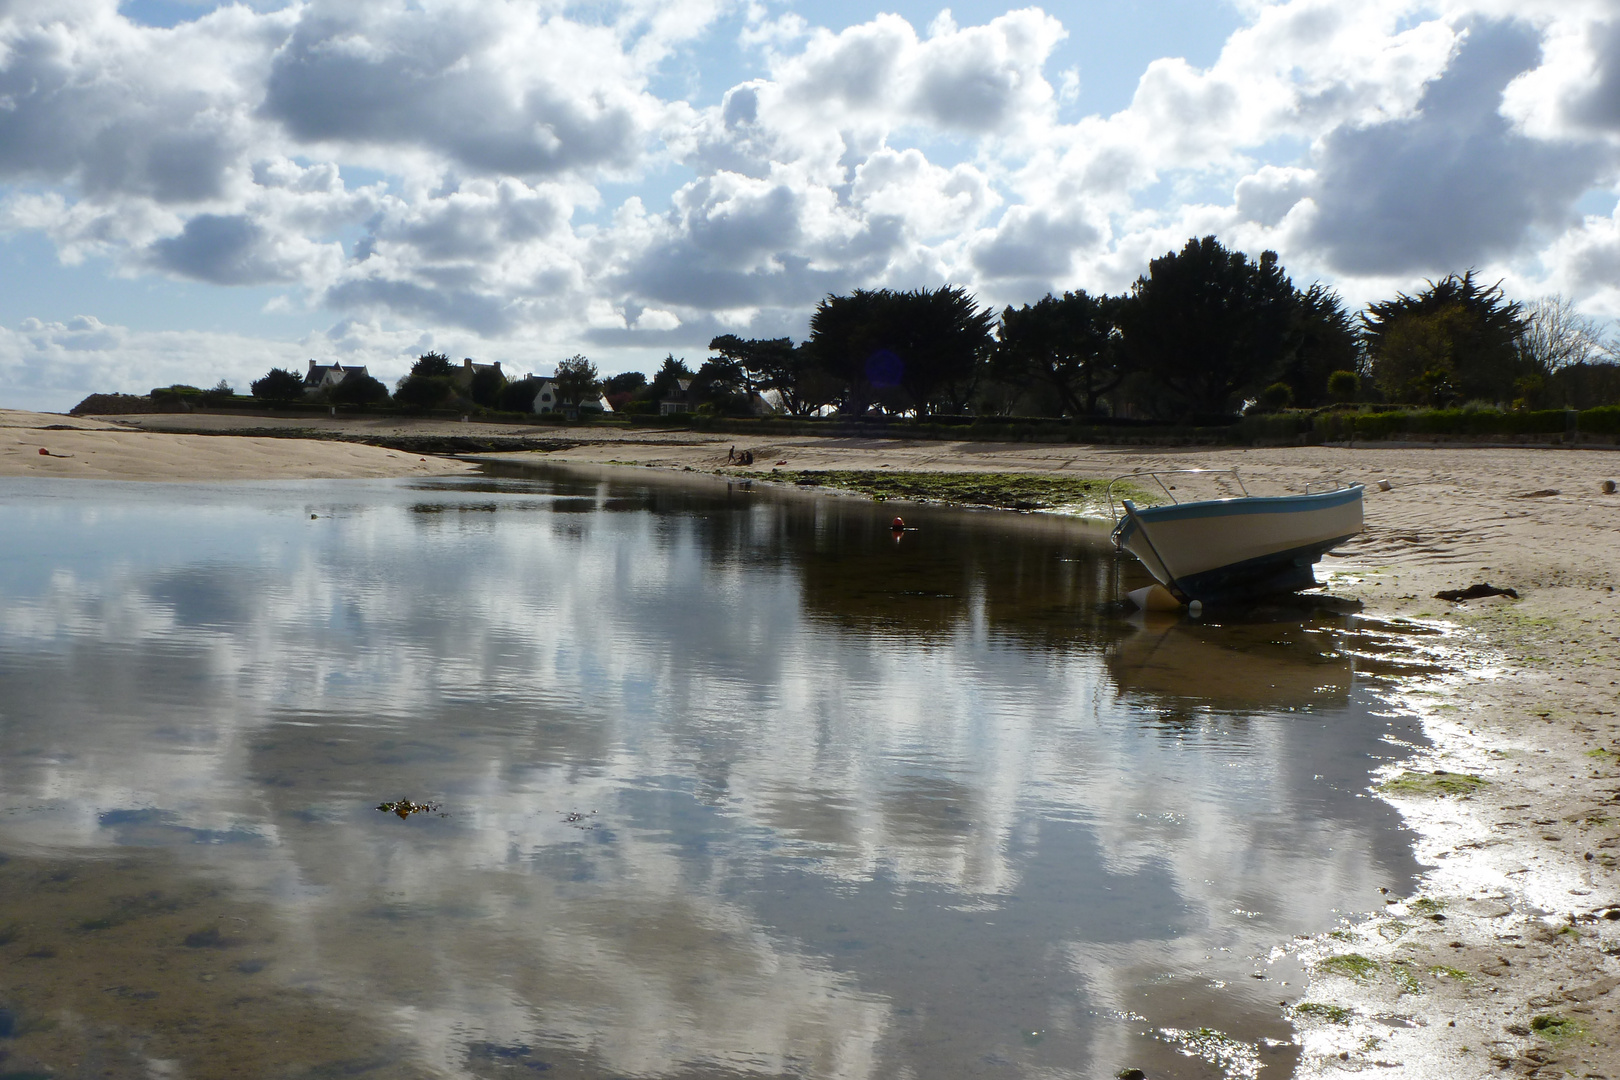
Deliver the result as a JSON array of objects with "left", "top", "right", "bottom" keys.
[
  {"left": 1315, "top": 953, "right": 1380, "bottom": 981},
  {"left": 1291, "top": 1002, "right": 1353, "bottom": 1024},
  {"left": 754, "top": 470, "right": 1136, "bottom": 514},
  {"left": 1530, "top": 1013, "right": 1588, "bottom": 1041},
  {"left": 1377, "top": 770, "right": 1487, "bottom": 797}
]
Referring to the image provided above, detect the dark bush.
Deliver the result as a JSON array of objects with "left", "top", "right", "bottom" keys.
[
  {"left": 394, "top": 374, "right": 455, "bottom": 410},
  {"left": 1256, "top": 382, "right": 1294, "bottom": 411},
  {"left": 498, "top": 379, "right": 539, "bottom": 412},
  {"left": 409, "top": 352, "right": 455, "bottom": 379},
  {"left": 1580, "top": 405, "right": 1620, "bottom": 434},
  {"left": 1327, "top": 370, "right": 1360, "bottom": 402},
  {"left": 329, "top": 373, "right": 390, "bottom": 406},
  {"left": 251, "top": 368, "right": 306, "bottom": 401},
  {"left": 469, "top": 366, "right": 506, "bottom": 407}
]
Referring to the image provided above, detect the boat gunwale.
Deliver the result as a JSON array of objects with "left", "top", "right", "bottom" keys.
[{"left": 1121, "top": 483, "right": 1364, "bottom": 526}]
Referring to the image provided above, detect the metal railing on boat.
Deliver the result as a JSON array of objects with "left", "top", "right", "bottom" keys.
[{"left": 1106, "top": 467, "right": 1249, "bottom": 523}]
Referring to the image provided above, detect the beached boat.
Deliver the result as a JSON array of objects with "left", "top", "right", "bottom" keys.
[{"left": 1109, "top": 470, "right": 1364, "bottom": 607}]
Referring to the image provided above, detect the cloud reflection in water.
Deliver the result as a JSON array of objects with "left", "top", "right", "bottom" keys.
[{"left": 0, "top": 472, "right": 1423, "bottom": 1079}]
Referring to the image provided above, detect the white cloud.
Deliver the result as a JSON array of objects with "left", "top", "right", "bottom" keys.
[
  {"left": 0, "top": 317, "right": 305, "bottom": 410},
  {"left": 5, "top": 0, "right": 1620, "bottom": 409}
]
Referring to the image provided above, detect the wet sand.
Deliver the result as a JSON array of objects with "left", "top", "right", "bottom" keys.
[{"left": 8, "top": 407, "right": 1620, "bottom": 1078}]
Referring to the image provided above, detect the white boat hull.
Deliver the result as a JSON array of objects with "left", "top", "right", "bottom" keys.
[{"left": 1112, "top": 486, "right": 1363, "bottom": 605}]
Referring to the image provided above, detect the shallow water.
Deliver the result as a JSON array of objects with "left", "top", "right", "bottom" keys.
[{"left": 0, "top": 469, "right": 1424, "bottom": 1080}]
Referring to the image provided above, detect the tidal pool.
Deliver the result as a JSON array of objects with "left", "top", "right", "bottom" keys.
[{"left": 0, "top": 468, "right": 1425, "bottom": 1079}]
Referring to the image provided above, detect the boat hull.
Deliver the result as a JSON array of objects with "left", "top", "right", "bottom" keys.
[{"left": 1112, "top": 486, "right": 1363, "bottom": 605}]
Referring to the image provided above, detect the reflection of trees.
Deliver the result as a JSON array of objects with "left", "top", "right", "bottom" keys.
[{"left": 468, "top": 464, "right": 1124, "bottom": 648}]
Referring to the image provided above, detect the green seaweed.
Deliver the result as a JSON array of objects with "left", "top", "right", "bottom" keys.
[
  {"left": 1315, "top": 953, "right": 1379, "bottom": 981},
  {"left": 1530, "top": 1013, "right": 1587, "bottom": 1041},
  {"left": 1391, "top": 962, "right": 1424, "bottom": 995},
  {"left": 1377, "top": 770, "right": 1487, "bottom": 796},
  {"left": 1428, "top": 965, "right": 1471, "bottom": 981},
  {"left": 755, "top": 470, "right": 1133, "bottom": 513},
  {"left": 1291, "top": 1002, "right": 1352, "bottom": 1024}
]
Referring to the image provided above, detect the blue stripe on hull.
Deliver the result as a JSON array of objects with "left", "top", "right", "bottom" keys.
[
  {"left": 1172, "top": 532, "right": 1359, "bottom": 605},
  {"left": 1126, "top": 485, "right": 1363, "bottom": 526},
  {"left": 1110, "top": 488, "right": 1361, "bottom": 552}
]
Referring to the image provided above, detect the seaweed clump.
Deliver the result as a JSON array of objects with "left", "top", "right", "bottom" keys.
[
  {"left": 1315, "top": 953, "right": 1380, "bottom": 981},
  {"left": 377, "top": 799, "right": 441, "bottom": 820},
  {"left": 1378, "top": 770, "right": 1487, "bottom": 797}
]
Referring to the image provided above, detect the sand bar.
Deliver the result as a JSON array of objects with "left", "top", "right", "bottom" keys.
[
  {"left": 9, "top": 408, "right": 1620, "bottom": 1077},
  {"left": 1, "top": 408, "right": 474, "bottom": 481}
]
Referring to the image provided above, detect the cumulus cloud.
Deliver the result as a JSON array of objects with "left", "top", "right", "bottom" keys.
[
  {"left": 0, "top": 2, "right": 283, "bottom": 202},
  {"left": 4, "top": 0, "right": 1620, "bottom": 410},
  {"left": 0, "top": 316, "right": 304, "bottom": 411},
  {"left": 1304, "top": 18, "right": 1610, "bottom": 276},
  {"left": 261, "top": 2, "right": 658, "bottom": 179}
]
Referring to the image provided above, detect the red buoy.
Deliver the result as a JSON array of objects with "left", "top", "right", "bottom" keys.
[
  {"left": 38, "top": 448, "right": 48, "bottom": 455},
  {"left": 891, "top": 516, "right": 905, "bottom": 529}
]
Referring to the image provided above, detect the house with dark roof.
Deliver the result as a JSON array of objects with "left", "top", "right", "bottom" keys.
[
  {"left": 659, "top": 378, "right": 693, "bottom": 415},
  {"left": 303, "top": 360, "right": 370, "bottom": 395},
  {"left": 453, "top": 358, "right": 502, "bottom": 389}
]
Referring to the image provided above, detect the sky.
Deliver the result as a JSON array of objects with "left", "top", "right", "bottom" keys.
[{"left": 2, "top": 0, "right": 1620, "bottom": 411}]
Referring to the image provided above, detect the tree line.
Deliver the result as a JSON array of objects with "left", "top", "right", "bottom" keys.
[{"left": 247, "top": 235, "right": 1620, "bottom": 421}]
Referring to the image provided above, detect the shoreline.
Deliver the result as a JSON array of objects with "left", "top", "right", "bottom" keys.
[{"left": 6, "top": 407, "right": 1620, "bottom": 1077}]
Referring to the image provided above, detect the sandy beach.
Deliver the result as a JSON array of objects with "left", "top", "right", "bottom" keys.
[
  {"left": 6, "top": 406, "right": 1620, "bottom": 1078},
  {"left": 0, "top": 409, "right": 475, "bottom": 481}
]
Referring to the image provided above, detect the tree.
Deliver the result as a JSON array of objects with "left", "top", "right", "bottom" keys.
[
  {"left": 251, "top": 367, "right": 305, "bottom": 401},
  {"left": 995, "top": 291, "right": 1123, "bottom": 416},
  {"left": 1255, "top": 381, "right": 1293, "bottom": 412},
  {"left": 710, "top": 334, "right": 835, "bottom": 414},
  {"left": 395, "top": 351, "right": 459, "bottom": 409},
  {"left": 690, "top": 357, "right": 750, "bottom": 414},
  {"left": 498, "top": 378, "right": 540, "bottom": 412},
  {"left": 202, "top": 379, "right": 235, "bottom": 407},
  {"left": 1279, "top": 285, "right": 1360, "bottom": 408},
  {"left": 648, "top": 355, "right": 693, "bottom": 403},
  {"left": 602, "top": 372, "right": 644, "bottom": 409},
  {"left": 329, "top": 373, "right": 390, "bottom": 405},
  {"left": 1363, "top": 271, "right": 1529, "bottom": 406},
  {"left": 1519, "top": 294, "right": 1609, "bottom": 375},
  {"left": 807, "top": 286, "right": 994, "bottom": 415},
  {"left": 394, "top": 374, "right": 454, "bottom": 409},
  {"left": 468, "top": 365, "right": 506, "bottom": 408},
  {"left": 410, "top": 351, "right": 455, "bottom": 379},
  {"left": 1327, "top": 370, "right": 1361, "bottom": 402},
  {"left": 552, "top": 354, "right": 600, "bottom": 410},
  {"left": 1116, "top": 236, "right": 1302, "bottom": 420}
]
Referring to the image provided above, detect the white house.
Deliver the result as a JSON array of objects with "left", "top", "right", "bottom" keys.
[{"left": 512, "top": 375, "right": 612, "bottom": 417}]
